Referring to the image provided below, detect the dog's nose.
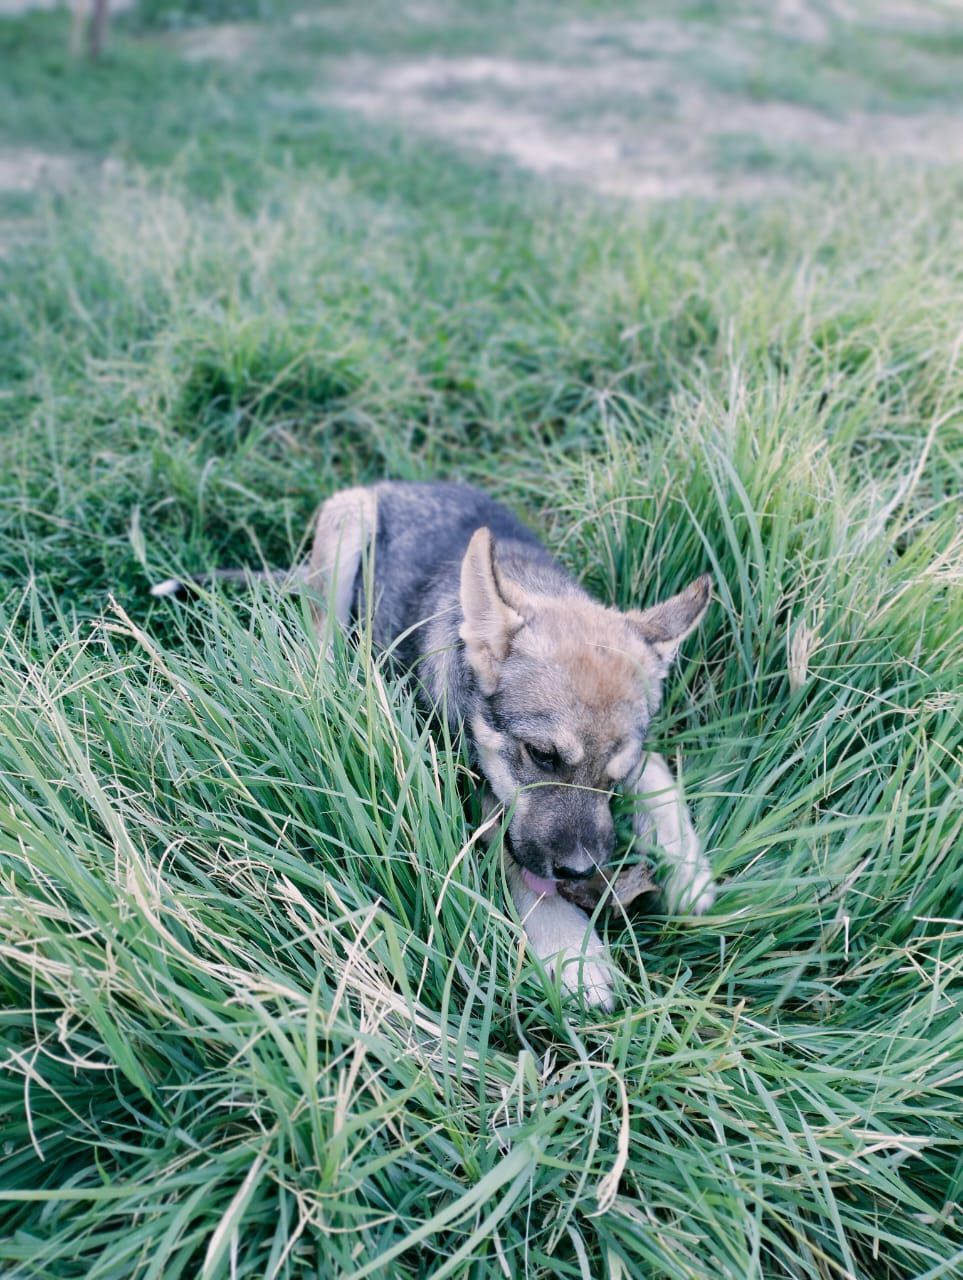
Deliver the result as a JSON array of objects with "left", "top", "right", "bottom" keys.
[{"left": 552, "top": 859, "right": 596, "bottom": 882}]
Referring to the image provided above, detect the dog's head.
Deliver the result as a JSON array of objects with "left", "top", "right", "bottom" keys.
[{"left": 459, "top": 527, "right": 710, "bottom": 890}]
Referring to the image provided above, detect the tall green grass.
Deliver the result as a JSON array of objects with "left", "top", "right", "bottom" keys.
[{"left": 2, "top": 5, "right": 963, "bottom": 1277}]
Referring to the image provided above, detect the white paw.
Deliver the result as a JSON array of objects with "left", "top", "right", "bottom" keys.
[
  {"left": 551, "top": 947, "right": 617, "bottom": 1011},
  {"left": 509, "top": 864, "right": 621, "bottom": 1011},
  {"left": 663, "top": 861, "right": 718, "bottom": 915}
]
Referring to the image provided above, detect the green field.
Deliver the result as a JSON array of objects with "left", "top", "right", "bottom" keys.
[{"left": 1, "top": 2, "right": 962, "bottom": 1277}]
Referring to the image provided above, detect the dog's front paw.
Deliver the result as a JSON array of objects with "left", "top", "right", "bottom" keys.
[
  {"left": 663, "top": 861, "right": 718, "bottom": 915},
  {"left": 551, "top": 946, "right": 617, "bottom": 1011},
  {"left": 512, "top": 877, "right": 620, "bottom": 1011}
]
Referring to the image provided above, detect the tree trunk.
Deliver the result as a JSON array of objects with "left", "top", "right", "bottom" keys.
[{"left": 88, "top": 0, "right": 110, "bottom": 60}]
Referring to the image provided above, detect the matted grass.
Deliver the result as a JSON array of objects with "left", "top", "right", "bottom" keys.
[{"left": 1, "top": 4, "right": 962, "bottom": 1278}]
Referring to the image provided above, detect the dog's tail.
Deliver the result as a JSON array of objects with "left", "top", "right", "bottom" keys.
[{"left": 150, "top": 566, "right": 307, "bottom": 598}]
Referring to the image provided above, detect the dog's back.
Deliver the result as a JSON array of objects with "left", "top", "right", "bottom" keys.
[{"left": 364, "top": 482, "right": 569, "bottom": 669}]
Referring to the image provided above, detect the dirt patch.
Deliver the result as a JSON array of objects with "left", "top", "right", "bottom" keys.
[
  {"left": 557, "top": 16, "right": 749, "bottom": 61},
  {"left": 0, "top": 149, "right": 74, "bottom": 193},
  {"left": 292, "top": 0, "right": 445, "bottom": 29},
  {"left": 848, "top": 0, "right": 958, "bottom": 30},
  {"left": 0, "top": 0, "right": 134, "bottom": 9},
  {"left": 767, "top": 0, "right": 831, "bottom": 44},
  {"left": 178, "top": 22, "right": 259, "bottom": 64},
  {"left": 326, "top": 46, "right": 963, "bottom": 204},
  {"left": 333, "top": 71, "right": 724, "bottom": 203}
]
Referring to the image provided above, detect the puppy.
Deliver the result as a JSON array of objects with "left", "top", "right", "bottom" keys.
[{"left": 155, "top": 481, "right": 717, "bottom": 1008}]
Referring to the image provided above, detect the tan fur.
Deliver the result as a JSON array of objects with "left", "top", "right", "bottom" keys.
[
  {"left": 627, "top": 575, "right": 712, "bottom": 667},
  {"left": 605, "top": 739, "right": 641, "bottom": 781},
  {"left": 305, "top": 486, "right": 378, "bottom": 630},
  {"left": 492, "top": 594, "right": 661, "bottom": 784},
  {"left": 459, "top": 528, "right": 525, "bottom": 695},
  {"left": 470, "top": 713, "right": 521, "bottom": 807}
]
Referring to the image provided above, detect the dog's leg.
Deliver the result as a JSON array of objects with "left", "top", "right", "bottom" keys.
[
  {"left": 304, "top": 486, "right": 378, "bottom": 639},
  {"left": 629, "top": 752, "right": 717, "bottom": 914},
  {"left": 506, "top": 857, "right": 616, "bottom": 1009}
]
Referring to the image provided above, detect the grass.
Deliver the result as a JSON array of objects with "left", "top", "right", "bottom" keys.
[{"left": 1, "top": 2, "right": 963, "bottom": 1278}]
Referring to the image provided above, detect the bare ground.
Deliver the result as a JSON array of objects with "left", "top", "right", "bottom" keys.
[
  {"left": 0, "top": 0, "right": 135, "bottom": 10},
  {"left": 0, "top": 148, "right": 75, "bottom": 193},
  {"left": 177, "top": 23, "right": 259, "bottom": 64},
  {"left": 324, "top": 39, "right": 963, "bottom": 204}
]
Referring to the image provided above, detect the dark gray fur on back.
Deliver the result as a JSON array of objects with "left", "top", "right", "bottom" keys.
[{"left": 355, "top": 482, "right": 583, "bottom": 727}]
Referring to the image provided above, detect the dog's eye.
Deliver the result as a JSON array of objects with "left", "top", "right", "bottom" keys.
[{"left": 526, "top": 744, "right": 559, "bottom": 772}]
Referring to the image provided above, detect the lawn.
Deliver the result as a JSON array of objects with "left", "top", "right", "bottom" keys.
[{"left": 1, "top": 2, "right": 962, "bottom": 1277}]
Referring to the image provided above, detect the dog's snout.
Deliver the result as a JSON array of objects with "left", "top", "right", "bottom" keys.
[
  {"left": 552, "top": 839, "right": 605, "bottom": 881},
  {"left": 552, "top": 860, "right": 596, "bottom": 882},
  {"left": 547, "top": 803, "right": 615, "bottom": 882}
]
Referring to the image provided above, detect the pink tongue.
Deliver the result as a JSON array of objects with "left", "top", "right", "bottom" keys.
[{"left": 521, "top": 867, "right": 558, "bottom": 896}]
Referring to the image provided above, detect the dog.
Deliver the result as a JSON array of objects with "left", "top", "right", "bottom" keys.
[{"left": 153, "top": 481, "right": 717, "bottom": 1008}]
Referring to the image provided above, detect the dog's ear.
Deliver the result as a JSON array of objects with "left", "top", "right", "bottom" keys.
[
  {"left": 460, "top": 528, "right": 525, "bottom": 694},
  {"left": 627, "top": 573, "right": 711, "bottom": 670}
]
